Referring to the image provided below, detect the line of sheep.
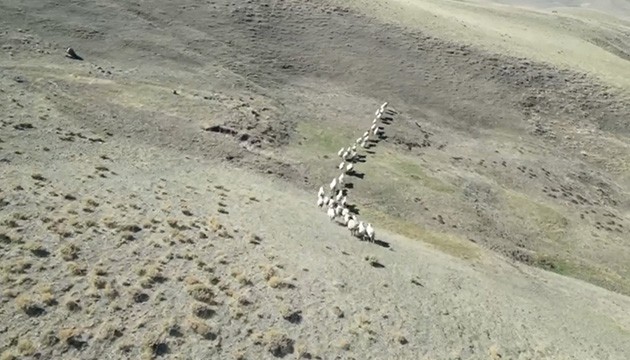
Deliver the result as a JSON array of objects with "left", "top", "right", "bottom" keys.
[{"left": 316, "top": 102, "right": 393, "bottom": 243}]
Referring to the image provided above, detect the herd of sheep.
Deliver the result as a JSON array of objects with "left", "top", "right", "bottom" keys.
[{"left": 317, "top": 102, "right": 393, "bottom": 243}]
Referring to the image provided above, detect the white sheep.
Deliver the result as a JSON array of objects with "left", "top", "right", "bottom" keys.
[
  {"left": 363, "top": 131, "right": 369, "bottom": 138},
  {"left": 342, "top": 213, "right": 351, "bottom": 225},
  {"left": 351, "top": 144, "right": 357, "bottom": 151},
  {"left": 345, "top": 163, "right": 354, "bottom": 174},
  {"left": 380, "top": 102, "right": 388, "bottom": 110},
  {"left": 360, "top": 140, "right": 368, "bottom": 149},
  {"left": 342, "top": 207, "right": 349, "bottom": 217},
  {"left": 357, "top": 221, "right": 366, "bottom": 239},
  {"left": 335, "top": 205, "right": 344, "bottom": 216},
  {"left": 366, "top": 223, "right": 375, "bottom": 242},
  {"left": 356, "top": 137, "right": 362, "bottom": 144},
  {"left": 338, "top": 161, "right": 345, "bottom": 170},
  {"left": 318, "top": 186, "right": 325, "bottom": 197},
  {"left": 337, "top": 147, "right": 344, "bottom": 157},
  {"left": 373, "top": 127, "right": 380, "bottom": 136},
  {"left": 329, "top": 178, "right": 337, "bottom": 191},
  {"left": 372, "top": 118, "right": 378, "bottom": 125},
  {"left": 370, "top": 123, "right": 377, "bottom": 131},
  {"left": 338, "top": 173, "right": 344, "bottom": 184},
  {"left": 323, "top": 196, "right": 330, "bottom": 206},
  {"left": 347, "top": 217, "right": 358, "bottom": 235},
  {"left": 341, "top": 151, "right": 349, "bottom": 160},
  {"left": 335, "top": 190, "right": 343, "bottom": 203},
  {"left": 327, "top": 206, "right": 336, "bottom": 221},
  {"left": 317, "top": 195, "right": 324, "bottom": 207},
  {"left": 341, "top": 196, "right": 347, "bottom": 206},
  {"left": 375, "top": 108, "right": 382, "bottom": 116}
]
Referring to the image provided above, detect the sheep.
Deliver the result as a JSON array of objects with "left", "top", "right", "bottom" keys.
[
  {"left": 356, "top": 137, "right": 363, "bottom": 144},
  {"left": 345, "top": 163, "right": 354, "bottom": 174},
  {"left": 337, "top": 147, "right": 344, "bottom": 157},
  {"left": 327, "top": 206, "right": 336, "bottom": 221},
  {"left": 335, "top": 190, "right": 343, "bottom": 203},
  {"left": 380, "top": 102, "right": 388, "bottom": 111},
  {"left": 323, "top": 196, "right": 330, "bottom": 207},
  {"left": 347, "top": 217, "right": 358, "bottom": 235},
  {"left": 372, "top": 118, "right": 378, "bottom": 125},
  {"left": 366, "top": 223, "right": 375, "bottom": 242},
  {"left": 363, "top": 131, "right": 369, "bottom": 138},
  {"left": 360, "top": 139, "right": 368, "bottom": 149},
  {"left": 373, "top": 127, "right": 380, "bottom": 136},
  {"left": 338, "top": 161, "right": 345, "bottom": 170},
  {"left": 338, "top": 173, "right": 344, "bottom": 184},
  {"left": 341, "top": 196, "right": 347, "bottom": 207},
  {"left": 318, "top": 186, "right": 325, "bottom": 198},
  {"left": 352, "top": 144, "right": 357, "bottom": 151},
  {"left": 335, "top": 205, "right": 344, "bottom": 216},
  {"left": 342, "top": 207, "right": 349, "bottom": 217},
  {"left": 317, "top": 195, "right": 324, "bottom": 207},
  {"left": 342, "top": 150, "right": 349, "bottom": 160},
  {"left": 375, "top": 108, "right": 382, "bottom": 116},
  {"left": 370, "top": 123, "right": 377, "bottom": 132},
  {"left": 342, "top": 213, "right": 351, "bottom": 225},
  {"left": 329, "top": 178, "right": 337, "bottom": 191},
  {"left": 357, "top": 221, "right": 366, "bottom": 240}
]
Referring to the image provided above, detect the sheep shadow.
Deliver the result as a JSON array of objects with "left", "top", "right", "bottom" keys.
[
  {"left": 349, "top": 172, "right": 365, "bottom": 179},
  {"left": 365, "top": 150, "right": 376, "bottom": 155},
  {"left": 354, "top": 157, "right": 367, "bottom": 163},
  {"left": 373, "top": 239, "right": 391, "bottom": 249},
  {"left": 344, "top": 183, "right": 354, "bottom": 189},
  {"left": 377, "top": 134, "right": 388, "bottom": 141},
  {"left": 346, "top": 204, "right": 360, "bottom": 215}
]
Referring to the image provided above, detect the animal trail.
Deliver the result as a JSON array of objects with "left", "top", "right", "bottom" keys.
[{"left": 316, "top": 102, "right": 396, "bottom": 244}]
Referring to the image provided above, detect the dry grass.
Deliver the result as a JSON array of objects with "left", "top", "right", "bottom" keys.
[
  {"left": 104, "top": 280, "right": 120, "bottom": 300},
  {"left": 187, "top": 284, "right": 216, "bottom": 305},
  {"left": 0, "top": 351, "right": 17, "bottom": 360},
  {"left": 17, "top": 338, "right": 36, "bottom": 356},
  {"left": 67, "top": 261, "right": 87, "bottom": 276},
  {"left": 15, "top": 294, "right": 45, "bottom": 317},
  {"left": 59, "top": 243, "right": 80, "bottom": 261},
  {"left": 186, "top": 317, "right": 217, "bottom": 340}
]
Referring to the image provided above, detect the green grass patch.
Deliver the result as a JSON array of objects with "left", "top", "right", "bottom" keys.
[
  {"left": 295, "top": 122, "right": 358, "bottom": 155},
  {"left": 533, "top": 253, "right": 630, "bottom": 296},
  {"left": 502, "top": 190, "right": 568, "bottom": 243},
  {"left": 387, "top": 153, "right": 457, "bottom": 194},
  {"left": 361, "top": 207, "right": 480, "bottom": 260}
]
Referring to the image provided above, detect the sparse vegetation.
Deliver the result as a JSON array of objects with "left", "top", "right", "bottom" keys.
[
  {"left": 187, "top": 284, "right": 216, "bottom": 304},
  {"left": 59, "top": 243, "right": 80, "bottom": 261},
  {"left": 17, "top": 338, "right": 36, "bottom": 356},
  {"left": 15, "top": 294, "right": 45, "bottom": 317},
  {"left": 186, "top": 317, "right": 217, "bottom": 340}
]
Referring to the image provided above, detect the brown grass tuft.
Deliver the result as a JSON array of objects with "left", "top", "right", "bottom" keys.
[
  {"left": 15, "top": 294, "right": 45, "bottom": 316},
  {"left": 17, "top": 338, "right": 36, "bottom": 356},
  {"left": 0, "top": 350, "right": 17, "bottom": 360},
  {"left": 187, "top": 284, "right": 216, "bottom": 304},
  {"left": 59, "top": 243, "right": 80, "bottom": 261},
  {"left": 186, "top": 317, "right": 217, "bottom": 340},
  {"left": 67, "top": 261, "right": 87, "bottom": 276}
]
